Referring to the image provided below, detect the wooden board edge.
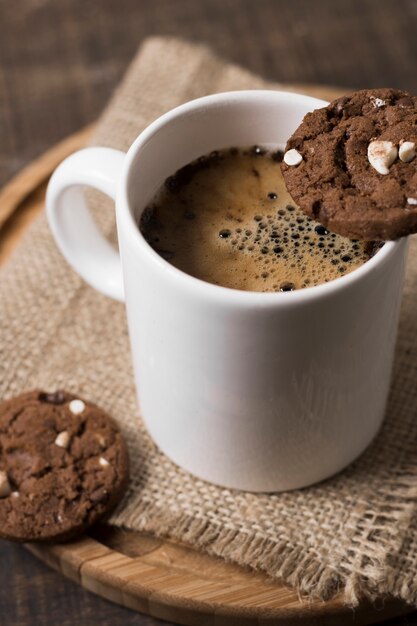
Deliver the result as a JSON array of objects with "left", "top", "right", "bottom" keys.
[
  {"left": 0, "top": 124, "right": 95, "bottom": 229},
  {"left": 26, "top": 537, "right": 413, "bottom": 626}
]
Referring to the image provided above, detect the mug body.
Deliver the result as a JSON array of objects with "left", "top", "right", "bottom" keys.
[{"left": 115, "top": 91, "right": 407, "bottom": 492}]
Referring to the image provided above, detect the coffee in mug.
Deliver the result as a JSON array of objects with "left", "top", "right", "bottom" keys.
[{"left": 139, "top": 147, "right": 379, "bottom": 292}]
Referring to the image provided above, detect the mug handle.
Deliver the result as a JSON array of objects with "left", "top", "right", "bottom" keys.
[{"left": 46, "top": 147, "right": 126, "bottom": 302}]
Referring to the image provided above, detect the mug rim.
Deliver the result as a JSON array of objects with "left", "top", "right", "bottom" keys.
[{"left": 117, "top": 89, "right": 404, "bottom": 306}]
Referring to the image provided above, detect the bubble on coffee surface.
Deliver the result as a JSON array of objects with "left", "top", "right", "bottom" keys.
[{"left": 139, "top": 147, "right": 381, "bottom": 292}]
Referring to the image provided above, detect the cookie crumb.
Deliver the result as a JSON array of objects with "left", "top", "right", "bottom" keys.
[
  {"left": 399, "top": 141, "right": 416, "bottom": 163},
  {"left": 99, "top": 456, "right": 110, "bottom": 467},
  {"left": 283, "top": 149, "right": 303, "bottom": 166},
  {"left": 367, "top": 140, "right": 397, "bottom": 175},
  {"left": 0, "top": 471, "right": 11, "bottom": 498},
  {"left": 55, "top": 430, "right": 70, "bottom": 449},
  {"left": 69, "top": 399, "right": 86, "bottom": 415}
]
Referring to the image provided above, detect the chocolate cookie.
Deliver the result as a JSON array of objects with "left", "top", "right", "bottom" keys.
[
  {"left": 0, "top": 390, "right": 129, "bottom": 542},
  {"left": 281, "top": 88, "right": 417, "bottom": 240}
]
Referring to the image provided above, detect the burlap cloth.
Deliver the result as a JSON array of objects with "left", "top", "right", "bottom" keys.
[{"left": 2, "top": 36, "right": 417, "bottom": 608}]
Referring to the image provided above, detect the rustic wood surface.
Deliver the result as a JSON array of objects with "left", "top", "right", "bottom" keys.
[{"left": 1, "top": 1, "right": 417, "bottom": 624}]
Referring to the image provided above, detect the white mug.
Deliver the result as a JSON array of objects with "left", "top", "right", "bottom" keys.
[{"left": 46, "top": 91, "right": 407, "bottom": 492}]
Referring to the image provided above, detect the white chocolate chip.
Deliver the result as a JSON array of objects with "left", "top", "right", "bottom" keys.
[
  {"left": 55, "top": 430, "right": 70, "bottom": 449},
  {"left": 69, "top": 399, "right": 85, "bottom": 415},
  {"left": 371, "top": 97, "right": 386, "bottom": 108},
  {"left": 0, "top": 471, "right": 11, "bottom": 498},
  {"left": 96, "top": 433, "right": 106, "bottom": 447},
  {"left": 407, "top": 198, "right": 417, "bottom": 206},
  {"left": 367, "top": 140, "right": 397, "bottom": 175},
  {"left": 283, "top": 148, "right": 303, "bottom": 166},
  {"left": 399, "top": 141, "right": 416, "bottom": 163},
  {"left": 99, "top": 456, "right": 110, "bottom": 467},
  {"left": 11, "top": 491, "right": 20, "bottom": 498}
]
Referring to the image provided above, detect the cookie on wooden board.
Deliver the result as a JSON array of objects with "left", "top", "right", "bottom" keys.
[
  {"left": 281, "top": 88, "right": 417, "bottom": 240},
  {"left": 0, "top": 390, "right": 129, "bottom": 542}
]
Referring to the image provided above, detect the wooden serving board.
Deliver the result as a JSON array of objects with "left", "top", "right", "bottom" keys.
[{"left": 0, "top": 88, "right": 413, "bottom": 625}]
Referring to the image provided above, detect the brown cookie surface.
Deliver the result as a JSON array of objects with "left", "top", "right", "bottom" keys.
[
  {"left": 281, "top": 88, "right": 417, "bottom": 240},
  {"left": 0, "top": 390, "right": 129, "bottom": 542}
]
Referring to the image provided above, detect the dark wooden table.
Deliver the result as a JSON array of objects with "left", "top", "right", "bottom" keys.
[{"left": 1, "top": 1, "right": 417, "bottom": 624}]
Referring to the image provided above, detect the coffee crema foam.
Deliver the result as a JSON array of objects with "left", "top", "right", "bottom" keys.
[{"left": 139, "top": 147, "right": 380, "bottom": 292}]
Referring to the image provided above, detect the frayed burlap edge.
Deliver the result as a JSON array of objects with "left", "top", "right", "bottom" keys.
[{"left": 110, "top": 459, "right": 417, "bottom": 606}]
